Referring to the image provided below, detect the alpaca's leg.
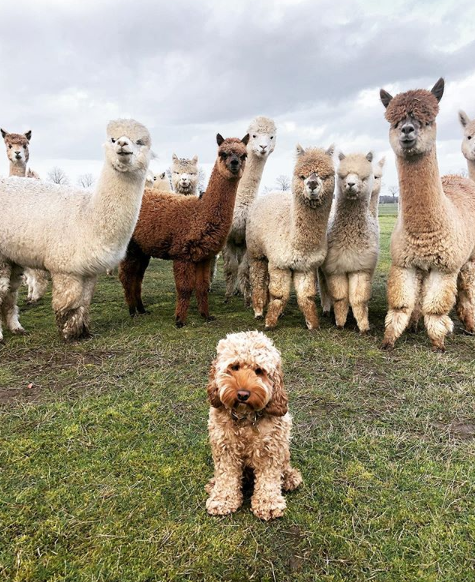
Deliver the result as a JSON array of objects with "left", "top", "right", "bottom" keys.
[
  {"left": 208, "top": 254, "right": 218, "bottom": 292},
  {"left": 317, "top": 268, "right": 332, "bottom": 315},
  {"left": 421, "top": 270, "right": 457, "bottom": 352},
  {"left": 223, "top": 244, "right": 239, "bottom": 302},
  {"left": 382, "top": 265, "right": 418, "bottom": 350},
  {"left": 173, "top": 260, "right": 196, "bottom": 327},
  {"left": 206, "top": 454, "right": 243, "bottom": 516},
  {"left": 250, "top": 258, "right": 269, "bottom": 318},
  {"left": 26, "top": 269, "right": 49, "bottom": 304},
  {"left": 119, "top": 245, "right": 150, "bottom": 316},
  {"left": 251, "top": 464, "right": 287, "bottom": 521},
  {"left": 265, "top": 267, "right": 292, "bottom": 329},
  {"left": 195, "top": 259, "right": 214, "bottom": 321},
  {"left": 51, "top": 273, "right": 91, "bottom": 341},
  {"left": 293, "top": 270, "right": 319, "bottom": 330},
  {"left": 456, "top": 260, "right": 475, "bottom": 334},
  {"left": 326, "top": 273, "right": 349, "bottom": 328},
  {"left": 0, "top": 264, "right": 25, "bottom": 339},
  {"left": 238, "top": 250, "right": 251, "bottom": 307},
  {"left": 408, "top": 270, "right": 423, "bottom": 332},
  {"left": 348, "top": 270, "right": 373, "bottom": 333}
]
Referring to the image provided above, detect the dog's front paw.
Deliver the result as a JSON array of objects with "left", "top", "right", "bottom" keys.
[
  {"left": 204, "top": 478, "right": 215, "bottom": 494},
  {"left": 206, "top": 492, "right": 242, "bottom": 516},
  {"left": 251, "top": 495, "right": 286, "bottom": 521},
  {"left": 282, "top": 467, "right": 302, "bottom": 492}
]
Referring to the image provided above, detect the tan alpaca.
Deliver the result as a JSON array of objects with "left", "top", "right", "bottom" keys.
[
  {"left": 369, "top": 156, "right": 385, "bottom": 218},
  {"left": 246, "top": 145, "right": 335, "bottom": 330},
  {"left": 458, "top": 110, "right": 475, "bottom": 182},
  {"left": 320, "top": 152, "right": 379, "bottom": 333},
  {"left": 380, "top": 78, "right": 475, "bottom": 351},
  {"left": 1, "top": 128, "right": 49, "bottom": 303}
]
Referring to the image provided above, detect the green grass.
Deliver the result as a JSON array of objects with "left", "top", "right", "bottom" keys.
[{"left": 1, "top": 202, "right": 474, "bottom": 581}]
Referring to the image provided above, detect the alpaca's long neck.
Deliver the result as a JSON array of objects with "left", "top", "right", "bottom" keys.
[
  {"left": 397, "top": 148, "right": 447, "bottom": 234},
  {"left": 9, "top": 159, "right": 27, "bottom": 177},
  {"left": 235, "top": 154, "right": 266, "bottom": 207},
  {"left": 91, "top": 162, "right": 147, "bottom": 248},
  {"left": 201, "top": 165, "right": 239, "bottom": 235},
  {"left": 290, "top": 192, "right": 332, "bottom": 249},
  {"left": 467, "top": 158, "right": 475, "bottom": 182}
]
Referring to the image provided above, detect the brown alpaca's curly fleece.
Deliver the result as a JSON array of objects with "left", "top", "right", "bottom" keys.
[
  {"left": 119, "top": 134, "right": 249, "bottom": 326},
  {"left": 384, "top": 89, "right": 439, "bottom": 126},
  {"left": 206, "top": 331, "right": 302, "bottom": 521}
]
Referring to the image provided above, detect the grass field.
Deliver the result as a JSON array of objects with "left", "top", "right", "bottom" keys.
[{"left": 1, "top": 203, "right": 474, "bottom": 582}]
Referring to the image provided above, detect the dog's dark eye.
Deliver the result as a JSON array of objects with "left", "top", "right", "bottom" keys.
[
  {"left": 255, "top": 368, "right": 263, "bottom": 375},
  {"left": 231, "top": 364, "right": 239, "bottom": 371}
]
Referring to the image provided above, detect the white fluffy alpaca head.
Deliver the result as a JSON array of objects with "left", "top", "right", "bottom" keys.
[
  {"left": 105, "top": 119, "right": 152, "bottom": 174},
  {"left": 459, "top": 110, "right": 475, "bottom": 162},
  {"left": 247, "top": 116, "right": 277, "bottom": 160},
  {"left": 171, "top": 154, "right": 199, "bottom": 195},
  {"left": 1, "top": 129, "right": 31, "bottom": 165},
  {"left": 337, "top": 152, "right": 374, "bottom": 201}
]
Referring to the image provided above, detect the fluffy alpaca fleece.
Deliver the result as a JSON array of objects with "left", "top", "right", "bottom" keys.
[
  {"left": 380, "top": 78, "right": 475, "bottom": 351},
  {"left": 458, "top": 110, "right": 475, "bottom": 182},
  {"left": 1, "top": 128, "right": 49, "bottom": 303},
  {"left": 170, "top": 154, "right": 199, "bottom": 195},
  {"left": 369, "top": 156, "right": 385, "bottom": 218},
  {"left": 0, "top": 119, "right": 152, "bottom": 342},
  {"left": 222, "top": 117, "right": 277, "bottom": 303},
  {"left": 319, "top": 152, "right": 379, "bottom": 333},
  {"left": 246, "top": 144, "right": 335, "bottom": 330},
  {"left": 119, "top": 134, "right": 248, "bottom": 326},
  {"left": 206, "top": 331, "right": 302, "bottom": 520}
]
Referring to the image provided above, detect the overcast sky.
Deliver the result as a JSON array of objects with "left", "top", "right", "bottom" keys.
[{"left": 1, "top": 0, "right": 474, "bottom": 193}]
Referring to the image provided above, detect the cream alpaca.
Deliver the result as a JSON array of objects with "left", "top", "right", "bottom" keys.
[
  {"left": 246, "top": 144, "right": 335, "bottom": 330},
  {"left": 380, "top": 78, "right": 475, "bottom": 351},
  {"left": 1, "top": 128, "right": 49, "bottom": 303},
  {"left": 458, "top": 110, "right": 475, "bottom": 182},
  {"left": 320, "top": 152, "right": 379, "bottom": 333},
  {"left": 0, "top": 119, "right": 151, "bottom": 342},
  {"left": 223, "top": 117, "right": 277, "bottom": 303},
  {"left": 369, "top": 156, "right": 385, "bottom": 218},
  {"left": 171, "top": 154, "right": 199, "bottom": 195}
]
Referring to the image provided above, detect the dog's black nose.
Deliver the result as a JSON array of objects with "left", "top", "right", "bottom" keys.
[{"left": 237, "top": 390, "right": 250, "bottom": 402}]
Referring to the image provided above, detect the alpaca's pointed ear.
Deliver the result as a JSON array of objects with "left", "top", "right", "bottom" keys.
[
  {"left": 1, "top": 128, "right": 8, "bottom": 139},
  {"left": 24, "top": 130, "right": 32, "bottom": 141},
  {"left": 172, "top": 153, "right": 178, "bottom": 162},
  {"left": 366, "top": 151, "right": 373, "bottom": 163},
  {"left": 265, "top": 362, "right": 288, "bottom": 417},
  {"left": 380, "top": 89, "right": 393, "bottom": 109},
  {"left": 296, "top": 144, "right": 305, "bottom": 157},
  {"left": 207, "top": 359, "right": 223, "bottom": 409},
  {"left": 459, "top": 110, "right": 470, "bottom": 128},
  {"left": 191, "top": 155, "right": 198, "bottom": 164},
  {"left": 325, "top": 144, "right": 335, "bottom": 157},
  {"left": 378, "top": 156, "right": 386, "bottom": 168},
  {"left": 338, "top": 151, "right": 346, "bottom": 161},
  {"left": 216, "top": 134, "right": 224, "bottom": 146},
  {"left": 160, "top": 171, "right": 166, "bottom": 179},
  {"left": 241, "top": 134, "right": 250, "bottom": 146},
  {"left": 431, "top": 78, "right": 444, "bottom": 102}
]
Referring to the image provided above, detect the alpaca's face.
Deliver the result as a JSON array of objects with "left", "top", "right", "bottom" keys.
[
  {"left": 460, "top": 116, "right": 475, "bottom": 162},
  {"left": 247, "top": 127, "right": 276, "bottom": 159},
  {"left": 105, "top": 119, "right": 151, "bottom": 174},
  {"left": 218, "top": 362, "right": 273, "bottom": 413},
  {"left": 337, "top": 154, "right": 374, "bottom": 201},
  {"left": 171, "top": 155, "right": 199, "bottom": 195},
  {"left": 293, "top": 146, "right": 335, "bottom": 206},
  {"left": 216, "top": 135, "right": 249, "bottom": 180},
  {"left": 2, "top": 131, "right": 30, "bottom": 165},
  {"left": 388, "top": 114, "right": 437, "bottom": 158}
]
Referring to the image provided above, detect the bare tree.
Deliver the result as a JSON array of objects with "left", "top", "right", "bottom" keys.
[
  {"left": 275, "top": 174, "right": 291, "bottom": 191},
  {"left": 77, "top": 173, "right": 95, "bottom": 188},
  {"left": 47, "top": 166, "right": 69, "bottom": 185},
  {"left": 388, "top": 185, "right": 399, "bottom": 203}
]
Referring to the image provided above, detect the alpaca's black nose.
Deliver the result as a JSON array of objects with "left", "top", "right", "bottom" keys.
[
  {"left": 237, "top": 390, "right": 250, "bottom": 402},
  {"left": 117, "top": 139, "right": 129, "bottom": 147},
  {"left": 230, "top": 159, "right": 239, "bottom": 166},
  {"left": 307, "top": 180, "right": 318, "bottom": 191},
  {"left": 401, "top": 123, "right": 415, "bottom": 135},
  {"left": 347, "top": 181, "right": 355, "bottom": 188}
]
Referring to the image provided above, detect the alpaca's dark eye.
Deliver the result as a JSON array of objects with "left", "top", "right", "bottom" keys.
[
  {"left": 253, "top": 134, "right": 256, "bottom": 138},
  {"left": 300, "top": 175, "right": 305, "bottom": 180},
  {"left": 241, "top": 154, "right": 247, "bottom": 161},
  {"left": 136, "top": 139, "right": 144, "bottom": 146},
  {"left": 111, "top": 138, "right": 116, "bottom": 143},
  {"left": 220, "top": 153, "right": 228, "bottom": 160},
  {"left": 23, "top": 145, "right": 27, "bottom": 149},
  {"left": 255, "top": 368, "right": 263, "bottom": 375},
  {"left": 468, "top": 136, "right": 472, "bottom": 140},
  {"left": 231, "top": 364, "right": 239, "bottom": 371},
  {"left": 270, "top": 136, "right": 274, "bottom": 140},
  {"left": 8, "top": 145, "right": 12, "bottom": 149}
]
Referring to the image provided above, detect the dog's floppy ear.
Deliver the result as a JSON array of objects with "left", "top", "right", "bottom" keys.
[
  {"left": 207, "top": 358, "right": 223, "bottom": 408},
  {"left": 265, "top": 362, "right": 288, "bottom": 416}
]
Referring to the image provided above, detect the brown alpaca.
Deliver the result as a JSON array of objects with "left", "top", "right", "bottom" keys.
[
  {"left": 119, "top": 134, "right": 249, "bottom": 326},
  {"left": 380, "top": 78, "right": 475, "bottom": 351}
]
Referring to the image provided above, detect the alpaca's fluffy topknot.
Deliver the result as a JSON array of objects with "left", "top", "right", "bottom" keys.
[
  {"left": 107, "top": 119, "right": 151, "bottom": 145},
  {"left": 384, "top": 89, "right": 439, "bottom": 125},
  {"left": 295, "top": 147, "right": 334, "bottom": 179},
  {"left": 248, "top": 116, "right": 276, "bottom": 134}
]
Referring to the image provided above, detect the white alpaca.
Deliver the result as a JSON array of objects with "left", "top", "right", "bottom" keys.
[
  {"left": 320, "top": 152, "right": 379, "bottom": 333},
  {"left": 171, "top": 154, "right": 199, "bottom": 195},
  {"left": 0, "top": 119, "right": 151, "bottom": 342},
  {"left": 223, "top": 117, "right": 277, "bottom": 303},
  {"left": 458, "top": 110, "right": 475, "bottom": 182},
  {"left": 247, "top": 144, "right": 335, "bottom": 330},
  {"left": 1, "top": 128, "right": 49, "bottom": 303},
  {"left": 369, "top": 156, "right": 385, "bottom": 218},
  {"left": 152, "top": 171, "right": 172, "bottom": 191}
]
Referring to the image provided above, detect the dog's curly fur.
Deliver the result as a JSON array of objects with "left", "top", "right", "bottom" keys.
[{"left": 206, "top": 331, "right": 302, "bottom": 521}]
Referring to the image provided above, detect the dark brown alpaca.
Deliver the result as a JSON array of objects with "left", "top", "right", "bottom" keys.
[{"left": 119, "top": 134, "right": 249, "bottom": 326}]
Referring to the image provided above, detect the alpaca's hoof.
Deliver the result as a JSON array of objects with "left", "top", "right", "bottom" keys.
[
  {"left": 175, "top": 320, "right": 185, "bottom": 328},
  {"left": 336, "top": 325, "right": 344, "bottom": 330},
  {"left": 254, "top": 314, "right": 264, "bottom": 320},
  {"left": 462, "top": 327, "right": 475, "bottom": 336},
  {"left": 204, "top": 315, "right": 216, "bottom": 323},
  {"left": 381, "top": 339, "right": 394, "bottom": 351},
  {"left": 264, "top": 325, "right": 276, "bottom": 331},
  {"left": 431, "top": 344, "right": 446, "bottom": 353},
  {"left": 359, "top": 328, "right": 370, "bottom": 335},
  {"left": 11, "top": 327, "right": 27, "bottom": 336}
]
